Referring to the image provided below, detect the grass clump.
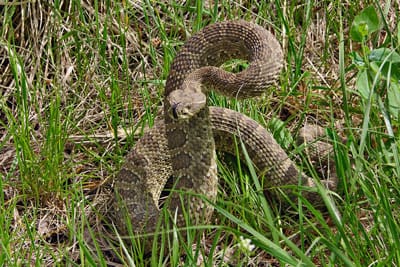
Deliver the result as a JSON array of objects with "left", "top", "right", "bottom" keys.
[{"left": 0, "top": 0, "right": 399, "bottom": 266}]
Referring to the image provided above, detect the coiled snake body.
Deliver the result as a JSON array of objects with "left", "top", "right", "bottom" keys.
[{"left": 113, "top": 21, "right": 337, "bottom": 243}]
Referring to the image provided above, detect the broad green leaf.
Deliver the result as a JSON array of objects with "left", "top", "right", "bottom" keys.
[
  {"left": 369, "top": 48, "right": 400, "bottom": 82},
  {"left": 356, "top": 69, "right": 371, "bottom": 100},
  {"left": 388, "top": 82, "right": 400, "bottom": 120},
  {"left": 369, "top": 48, "right": 400, "bottom": 63},
  {"left": 350, "top": 6, "right": 380, "bottom": 42},
  {"left": 350, "top": 51, "right": 365, "bottom": 67}
]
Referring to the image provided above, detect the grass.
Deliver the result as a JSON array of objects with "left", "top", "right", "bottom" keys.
[{"left": 0, "top": 0, "right": 399, "bottom": 266}]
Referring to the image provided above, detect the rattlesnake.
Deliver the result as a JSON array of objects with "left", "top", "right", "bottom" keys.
[{"left": 113, "top": 20, "right": 337, "bottom": 244}]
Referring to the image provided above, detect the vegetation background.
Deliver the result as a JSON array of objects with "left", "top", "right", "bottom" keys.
[{"left": 0, "top": 0, "right": 399, "bottom": 266}]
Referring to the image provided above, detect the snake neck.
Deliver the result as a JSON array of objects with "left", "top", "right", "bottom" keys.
[
  {"left": 165, "top": 107, "right": 214, "bottom": 184},
  {"left": 164, "top": 106, "right": 217, "bottom": 222}
]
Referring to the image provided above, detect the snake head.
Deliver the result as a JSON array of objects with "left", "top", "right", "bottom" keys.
[{"left": 167, "top": 89, "right": 206, "bottom": 120}]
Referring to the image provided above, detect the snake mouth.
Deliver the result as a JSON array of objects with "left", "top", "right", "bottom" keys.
[
  {"left": 167, "top": 90, "right": 207, "bottom": 121},
  {"left": 172, "top": 105, "right": 194, "bottom": 120},
  {"left": 170, "top": 101, "right": 199, "bottom": 120}
]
